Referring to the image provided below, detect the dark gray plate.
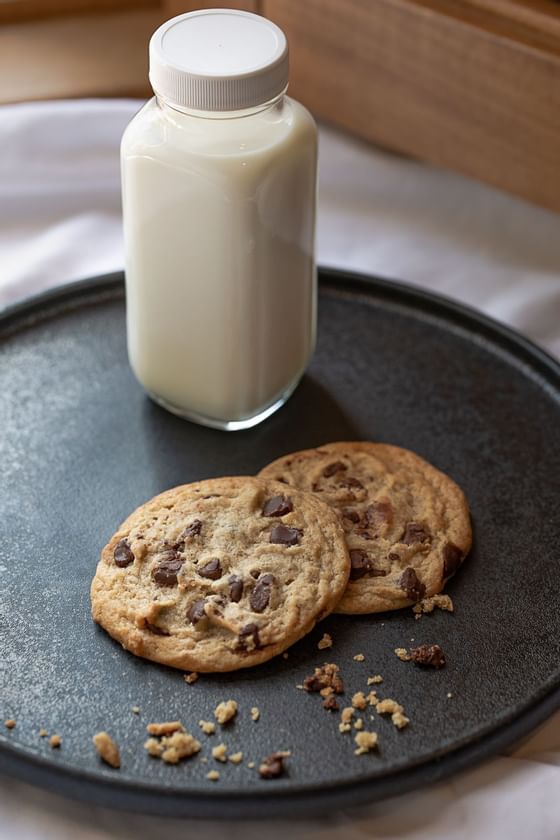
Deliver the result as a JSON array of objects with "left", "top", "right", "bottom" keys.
[{"left": 1, "top": 269, "right": 560, "bottom": 819}]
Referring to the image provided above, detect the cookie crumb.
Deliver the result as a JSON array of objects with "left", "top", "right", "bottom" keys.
[
  {"left": 339, "top": 706, "right": 354, "bottom": 733},
  {"left": 318, "top": 633, "right": 333, "bottom": 650},
  {"left": 410, "top": 644, "right": 446, "bottom": 668},
  {"left": 354, "top": 718, "right": 364, "bottom": 730},
  {"left": 184, "top": 672, "right": 199, "bottom": 684},
  {"left": 259, "top": 750, "right": 290, "bottom": 779},
  {"left": 323, "top": 694, "right": 339, "bottom": 711},
  {"left": 146, "top": 721, "right": 184, "bottom": 736},
  {"left": 367, "top": 691, "right": 379, "bottom": 707},
  {"left": 247, "top": 761, "right": 255, "bottom": 768},
  {"left": 392, "top": 710, "right": 410, "bottom": 729},
  {"left": 229, "top": 751, "right": 243, "bottom": 764},
  {"left": 395, "top": 647, "right": 411, "bottom": 662},
  {"left": 351, "top": 692, "right": 367, "bottom": 710},
  {"left": 377, "top": 698, "right": 402, "bottom": 716},
  {"left": 212, "top": 743, "right": 228, "bottom": 762},
  {"left": 198, "top": 720, "right": 216, "bottom": 735},
  {"left": 49, "top": 734, "right": 61, "bottom": 749},
  {"left": 282, "top": 652, "right": 289, "bottom": 659},
  {"left": 412, "top": 594, "right": 454, "bottom": 618},
  {"left": 376, "top": 698, "right": 409, "bottom": 729},
  {"left": 447, "top": 692, "right": 454, "bottom": 698},
  {"left": 92, "top": 732, "right": 120, "bottom": 768},
  {"left": 250, "top": 706, "right": 260, "bottom": 722},
  {"left": 201, "top": 756, "right": 208, "bottom": 764},
  {"left": 39, "top": 728, "right": 48, "bottom": 738},
  {"left": 214, "top": 700, "right": 238, "bottom": 724},
  {"left": 354, "top": 731, "right": 378, "bottom": 755},
  {"left": 144, "top": 729, "right": 201, "bottom": 764},
  {"left": 206, "top": 770, "right": 220, "bottom": 781},
  {"left": 131, "top": 706, "right": 140, "bottom": 715},
  {"left": 367, "top": 675, "right": 383, "bottom": 685},
  {"left": 303, "top": 663, "right": 344, "bottom": 694},
  {"left": 353, "top": 654, "right": 365, "bottom": 662},
  {"left": 4, "top": 719, "right": 16, "bottom": 730}
]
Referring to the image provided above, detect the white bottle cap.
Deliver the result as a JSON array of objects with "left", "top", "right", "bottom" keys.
[{"left": 149, "top": 9, "right": 289, "bottom": 112}]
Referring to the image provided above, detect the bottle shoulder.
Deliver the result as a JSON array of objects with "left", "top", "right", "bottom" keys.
[{"left": 121, "top": 95, "right": 317, "bottom": 161}]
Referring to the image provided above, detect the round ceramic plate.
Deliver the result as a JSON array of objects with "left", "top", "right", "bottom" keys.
[{"left": 1, "top": 269, "right": 560, "bottom": 818}]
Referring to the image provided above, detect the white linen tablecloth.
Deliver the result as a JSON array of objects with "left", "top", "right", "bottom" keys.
[{"left": 1, "top": 99, "right": 560, "bottom": 839}]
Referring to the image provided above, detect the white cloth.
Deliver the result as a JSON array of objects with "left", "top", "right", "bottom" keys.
[{"left": 1, "top": 99, "right": 560, "bottom": 839}]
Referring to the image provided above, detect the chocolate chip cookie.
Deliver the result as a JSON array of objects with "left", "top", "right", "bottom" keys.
[
  {"left": 91, "top": 477, "right": 350, "bottom": 671},
  {"left": 259, "top": 442, "right": 471, "bottom": 614}
]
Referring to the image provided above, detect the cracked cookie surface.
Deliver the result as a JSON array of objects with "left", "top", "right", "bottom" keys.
[
  {"left": 91, "top": 476, "right": 350, "bottom": 671},
  {"left": 259, "top": 442, "right": 471, "bottom": 614}
]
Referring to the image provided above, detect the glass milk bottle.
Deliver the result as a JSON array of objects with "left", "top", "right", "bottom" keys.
[{"left": 121, "top": 9, "right": 317, "bottom": 430}]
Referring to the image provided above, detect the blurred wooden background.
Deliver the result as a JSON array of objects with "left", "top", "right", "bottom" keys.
[{"left": 1, "top": 0, "right": 559, "bottom": 212}]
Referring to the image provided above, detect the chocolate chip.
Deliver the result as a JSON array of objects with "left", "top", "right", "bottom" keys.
[
  {"left": 151, "top": 551, "right": 184, "bottom": 585},
  {"left": 339, "top": 477, "right": 364, "bottom": 490},
  {"left": 262, "top": 495, "right": 293, "bottom": 517},
  {"left": 399, "top": 567, "right": 426, "bottom": 601},
  {"left": 342, "top": 509, "right": 361, "bottom": 524},
  {"left": 144, "top": 620, "right": 169, "bottom": 636},
  {"left": 387, "top": 551, "right": 400, "bottom": 562},
  {"left": 228, "top": 575, "right": 243, "bottom": 602},
  {"left": 187, "top": 599, "right": 207, "bottom": 625},
  {"left": 349, "top": 549, "right": 386, "bottom": 579},
  {"left": 311, "top": 482, "right": 323, "bottom": 492},
  {"left": 198, "top": 558, "right": 222, "bottom": 580},
  {"left": 238, "top": 622, "right": 261, "bottom": 650},
  {"left": 323, "top": 461, "right": 347, "bottom": 477},
  {"left": 349, "top": 549, "right": 372, "bottom": 580},
  {"left": 259, "top": 751, "right": 289, "bottom": 779},
  {"left": 443, "top": 542, "right": 463, "bottom": 577},
  {"left": 270, "top": 525, "right": 302, "bottom": 546},
  {"left": 113, "top": 539, "right": 134, "bottom": 568},
  {"left": 322, "top": 695, "right": 340, "bottom": 711},
  {"left": 402, "top": 522, "right": 430, "bottom": 544},
  {"left": 183, "top": 519, "right": 202, "bottom": 538},
  {"left": 250, "top": 574, "right": 274, "bottom": 613},
  {"left": 365, "top": 500, "right": 393, "bottom": 529},
  {"left": 410, "top": 644, "right": 446, "bottom": 668}
]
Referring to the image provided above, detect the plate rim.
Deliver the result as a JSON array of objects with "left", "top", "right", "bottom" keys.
[{"left": 1, "top": 267, "right": 560, "bottom": 818}]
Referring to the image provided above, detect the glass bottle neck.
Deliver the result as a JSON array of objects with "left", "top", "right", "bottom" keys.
[{"left": 155, "top": 90, "right": 286, "bottom": 121}]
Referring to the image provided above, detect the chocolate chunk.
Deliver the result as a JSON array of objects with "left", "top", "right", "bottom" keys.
[
  {"left": 113, "top": 539, "right": 134, "bottom": 568},
  {"left": 387, "top": 551, "right": 400, "bottom": 562},
  {"left": 410, "top": 644, "right": 446, "bottom": 668},
  {"left": 259, "top": 751, "right": 289, "bottom": 779},
  {"left": 349, "top": 549, "right": 386, "bottom": 579},
  {"left": 238, "top": 622, "right": 261, "bottom": 650},
  {"left": 365, "top": 500, "right": 393, "bottom": 529},
  {"left": 339, "top": 477, "right": 364, "bottom": 490},
  {"left": 323, "top": 461, "right": 347, "bottom": 477},
  {"left": 342, "top": 509, "right": 361, "bottom": 524},
  {"left": 303, "top": 663, "right": 344, "bottom": 694},
  {"left": 250, "top": 574, "right": 274, "bottom": 613},
  {"left": 144, "top": 620, "right": 169, "bottom": 636},
  {"left": 399, "top": 567, "right": 426, "bottom": 601},
  {"left": 151, "top": 551, "right": 184, "bottom": 585},
  {"left": 402, "top": 522, "right": 430, "bottom": 544},
  {"left": 323, "top": 694, "right": 340, "bottom": 711},
  {"left": 270, "top": 525, "right": 302, "bottom": 546},
  {"left": 187, "top": 598, "right": 207, "bottom": 625},
  {"left": 349, "top": 549, "right": 372, "bottom": 580},
  {"left": 198, "top": 558, "right": 222, "bottom": 580},
  {"left": 262, "top": 495, "right": 293, "bottom": 517},
  {"left": 183, "top": 519, "right": 202, "bottom": 538},
  {"left": 228, "top": 575, "right": 243, "bottom": 603},
  {"left": 443, "top": 542, "right": 463, "bottom": 577}
]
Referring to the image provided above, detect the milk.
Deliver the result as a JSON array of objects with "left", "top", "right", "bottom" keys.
[{"left": 121, "top": 10, "right": 318, "bottom": 430}]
